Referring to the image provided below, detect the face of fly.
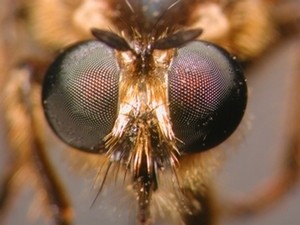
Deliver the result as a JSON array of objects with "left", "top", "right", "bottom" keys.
[{"left": 41, "top": 0, "right": 247, "bottom": 224}]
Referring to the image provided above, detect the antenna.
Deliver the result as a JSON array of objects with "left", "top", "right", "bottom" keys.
[{"left": 149, "top": 0, "right": 181, "bottom": 39}]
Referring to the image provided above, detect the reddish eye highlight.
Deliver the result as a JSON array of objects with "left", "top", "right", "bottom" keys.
[{"left": 168, "top": 41, "right": 247, "bottom": 153}]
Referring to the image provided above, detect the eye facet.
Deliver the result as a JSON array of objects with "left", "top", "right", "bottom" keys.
[
  {"left": 42, "top": 41, "right": 120, "bottom": 152},
  {"left": 168, "top": 41, "right": 247, "bottom": 153}
]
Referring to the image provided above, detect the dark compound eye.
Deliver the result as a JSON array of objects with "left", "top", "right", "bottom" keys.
[
  {"left": 168, "top": 41, "right": 247, "bottom": 153},
  {"left": 42, "top": 41, "right": 120, "bottom": 152}
]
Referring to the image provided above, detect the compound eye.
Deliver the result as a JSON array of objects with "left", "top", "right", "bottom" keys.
[
  {"left": 168, "top": 41, "right": 247, "bottom": 153},
  {"left": 42, "top": 41, "right": 120, "bottom": 152}
]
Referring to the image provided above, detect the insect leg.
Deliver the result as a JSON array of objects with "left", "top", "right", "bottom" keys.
[{"left": 2, "top": 65, "right": 73, "bottom": 225}]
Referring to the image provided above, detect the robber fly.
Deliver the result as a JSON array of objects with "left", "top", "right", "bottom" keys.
[{"left": 0, "top": 0, "right": 299, "bottom": 225}]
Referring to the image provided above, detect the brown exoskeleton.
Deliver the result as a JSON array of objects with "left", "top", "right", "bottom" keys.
[{"left": 0, "top": 0, "right": 299, "bottom": 225}]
